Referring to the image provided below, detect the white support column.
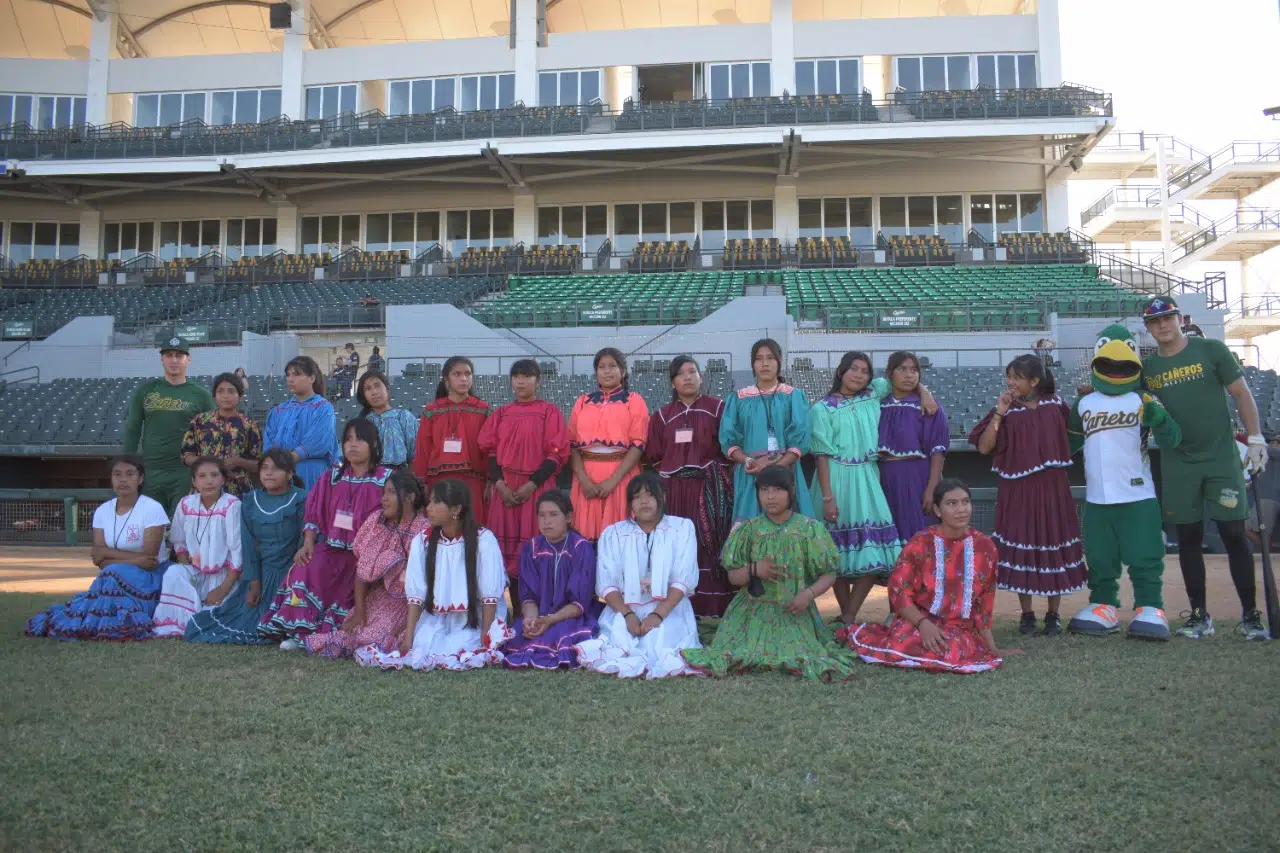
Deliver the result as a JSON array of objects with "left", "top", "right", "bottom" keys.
[
  {"left": 281, "top": 0, "right": 308, "bottom": 121},
  {"left": 1157, "top": 146, "right": 1173, "bottom": 270},
  {"left": 276, "top": 204, "right": 299, "bottom": 253},
  {"left": 774, "top": 177, "right": 799, "bottom": 243},
  {"left": 513, "top": 188, "right": 536, "bottom": 246},
  {"left": 86, "top": 12, "right": 116, "bottom": 126},
  {"left": 514, "top": 0, "right": 539, "bottom": 106},
  {"left": 1036, "top": 0, "right": 1063, "bottom": 87},
  {"left": 1045, "top": 183, "right": 1069, "bottom": 233},
  {"left": 770, "top": 0, "right": 796, "bottom": 97},
  {"left": 78, "top": 210, "right": 103, "bottom": 259}
]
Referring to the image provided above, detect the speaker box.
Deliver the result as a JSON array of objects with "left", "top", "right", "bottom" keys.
[{"left": 269, "top": 2, "right": 292, "bottom": 29}]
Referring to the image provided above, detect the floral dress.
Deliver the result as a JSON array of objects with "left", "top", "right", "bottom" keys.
[
  {"left": 181, "top": 412, "right": 263, "bottom": 497},
  {"left": 683, "top": 512, "right": 856, "bottom": 682}
]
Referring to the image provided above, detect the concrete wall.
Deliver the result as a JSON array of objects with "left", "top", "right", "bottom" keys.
[
  {"left": 0, "top": 59, "right": 88, "bottom": 94},
  {"left": 793, "top": 16, "right": 1037, "bottom": 58},
  {"left": 107, "top": 52, "right": 282, "bottom": 94}
]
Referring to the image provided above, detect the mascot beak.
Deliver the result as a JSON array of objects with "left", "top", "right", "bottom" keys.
[{"left": 1092, "top": 339, "right": 1142, "bottom": 382}]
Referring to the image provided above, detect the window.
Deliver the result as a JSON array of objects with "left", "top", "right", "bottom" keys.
[
  {"left": 876, "top": 195, "right": 966, "bottom": 240},
  {"left": 538, "top": 70, "right": 602, "bottom": 106},
  {"left": 388, "top": 77, "right": 458, "bottom": 116},
  {"left": 968, "top": 192, "right": 1043, "bottom": 240},
  {"left": 305, "top": 84, "right": 358, "bottom": 120},
  {"left": 210, "top": 88, "right": 282, "bottom": 126},
  {"left": 879, "top": 197, "right": 907, "bottom": 238},
  {"left": 103, "top": 222, "right": 156, "bottom": 262},
  {"left": 937, "top": 195, "right": 964, "bottom": 244},
  {"left": 135, "top": 91, "right": 206, "bottom": 128},
  {"left": 440, "top": 208, "right": 515, "bottom": 253},
  {"left": 0, "top": 93, "right": 86, "bottom": 129},
  {"left": 225, "top": 218, "right": 278, "bottom": 260},
  {"left": 976, "top": 54, "right": 1038, "bottom": 89},
  {"left": 537, "top": 205, "right": 609, "bottom": 253},
  {"left": 895, "top": 55, "right": 973, "bottom": 92},
  {"left": 796, "top": 197, "right": 874, "bottom": 243},
  {"left": 707, "top": 62, "right": 771, "bottom": 100},
  {"left": 457, "top": 74, "right": 516, "bottom": 112},
  {"left": 699, "top": 199, "right": 774, "bottom": 249},
  {"left": 301, "top": 215, "right": 361, "bottom": 255},
  {"left": 795, "top": 59, "right": 860, "bottom": 97},
  {"left": 364, "top": 211, "right": 442, "bottom": 255},
  {"left": 157, "top": 220, "right": 221, "bottom": 261},
  {"left": 3, "top": 222, "right": 79, "bottom": 263}
]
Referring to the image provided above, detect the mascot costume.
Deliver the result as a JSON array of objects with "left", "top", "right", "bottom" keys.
[{"left": 1067, "top": 324, "right": 1182, "bottom": 640}]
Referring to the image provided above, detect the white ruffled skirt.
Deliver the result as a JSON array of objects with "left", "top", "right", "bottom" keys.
[
  {"left": 358, "top": 601, "right": 512, "bottom": 671},
  {"left": 152, "top": 563, "right": 235, "bottom": 638},
  {"left": 574, "top": 598, "right": 701, "bottom": 679}
]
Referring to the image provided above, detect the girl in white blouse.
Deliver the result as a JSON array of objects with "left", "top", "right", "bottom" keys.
[
  {"left": 358, "top": 477, "right": 510, "bottom": 670},
  {"left": 575, "top": 471, "right": 701, "bottom": 678},
  {"left": 152, "top": 457, "right": 243, "bottom": 637}
]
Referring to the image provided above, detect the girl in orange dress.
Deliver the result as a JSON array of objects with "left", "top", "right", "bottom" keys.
[
  {"left": 412, "top": 355, "right": 491, "bottom": 526},
  {"left": 568, "top": 348, "right": 649, "bottom": 540}
]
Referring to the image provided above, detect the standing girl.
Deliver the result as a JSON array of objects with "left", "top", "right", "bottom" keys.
[
  {"left": 503, "top": 490, "right": 602, "bottom": 669},
  {"left": 181, "top": 372, "right": 262, "bottom": 497},
  {"left": 412, "top": 355, "right": 491, "bottom": 524},
  {"left": 259, "top": 418, "right": 391, "bottom": 648},
  {"left": 307, "top": 469, "right": 429, "bottom": 659},
  {"left": 185, "top": 450, "right": 306, "bottom": 644},
  {"left": 360, "top": 478, "right": 511, "bottom": 671},
  {"left": 879, "top": 351, "right": 950, "bottom": 542},
  {"left": 26, "top": 455, "right": 169, "bottom": 641},
  {"left": 843, "top": 479, "right": 1003, "bottom": 674},
  {"left": 152, "top": 457, "right": 243, "bottom": 637},
  {"left": 567, "top": 347, "right": 649, "bottom": 540},
  {"left": 355, "top": 371, "right": 419, "bottom": 468},
  {"left": 970, "top": 354, "right": 1086, "bottom": 635},
  {"left": 264, "top": 356, "right": 338, "bottom": 492},
  {"left": 646, "top": 355, "right": 735, "bottom": 617},
  {"left": 720, "top": 338, "right": 813, "bottom": 523}
]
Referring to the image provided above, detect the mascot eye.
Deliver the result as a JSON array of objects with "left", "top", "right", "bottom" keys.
[
  {"left": 1124, "top": 339, "right": 1137, "bottom": 352},
  {"left": 1094, "top": 337, "right": 1111, "bottom": 353}
]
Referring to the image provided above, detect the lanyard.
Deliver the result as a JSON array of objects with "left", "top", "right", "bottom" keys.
[
  {"left": 756, "top": 385, "right": 777, "bottom": 436},
  {"left": 110, "top": 501, "right": 138, "bottom": 550}
]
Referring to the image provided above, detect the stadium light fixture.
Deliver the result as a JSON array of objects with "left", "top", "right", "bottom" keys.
[{"left": 1264, "top": 105, "right": 1280, "bottom": 119}]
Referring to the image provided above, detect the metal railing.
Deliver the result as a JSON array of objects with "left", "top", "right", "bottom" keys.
[
  {"left": 1167, "top": 140, "right": 1280, "bottom": 195},
  {"left": 1081, "top": 186, "right": 1215, "bottom": 231},
  {"left": 1227, "top": 293, "right": 1280, "bottom": 320},
  {"left": 0, "top": 489, "right": 112, "bottom": 545},
  {"left": 1095, "top": 131, "right": 1208, "bottom": 163},
  {"left": 1173, "top": 208, "right": 1280, "bottom": 264},
  {"left": 0, "top": 86, "right": 1114, "bottom": 163}
]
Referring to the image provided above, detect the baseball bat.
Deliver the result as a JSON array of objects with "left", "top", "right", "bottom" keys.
[{"left": 1249, "top": 478, "right": 1280, "bottom": 640}]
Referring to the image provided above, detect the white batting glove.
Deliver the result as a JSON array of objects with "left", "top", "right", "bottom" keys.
[{"left": 1247, "top": 435, "right": 1268, "bottom": 474}]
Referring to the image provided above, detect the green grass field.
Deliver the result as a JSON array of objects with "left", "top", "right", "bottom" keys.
[{"left": 2, "top": 592, "right": 1278, "bottom": 853}]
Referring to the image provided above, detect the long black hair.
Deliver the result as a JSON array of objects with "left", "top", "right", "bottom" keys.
[
  {"left": 749, "top": 338, "right": 786, "bottom": 384},
  {"left": 536, "top": 489, "right": 576, "bottom": 535},
  {"left": 356, "top": 370, "right": 392, "bottom": 417},
  {"left": 285, "top": 355, "right": 325, "bottom": 397},
  {"left": 259, "top": 447, "right": 304, "bottom": 489},
  {"left": 188, "top": 455, "right": 228, "bottom": 485},
  {"left": 932, "top": 476, "right": 971, "bottom": 507},
  {"left": 109, "top": 454, "right": 146, "bottom": 488},
  {"left": 435, "top": 355, "right": 474, "bottom": 400},
  {"left": 594, "top": 347, "right": 629, "bottom": 391},
  {"left": 211, "top": 371, "right": 244, "bottom": 398},
  {"left": 754, "top": 463, "right": 798, "bottom": 510},
  {"left": 1006, "top": 353, "right": 1057, "bottom": 397},
  {"left": 384, "top": 468, "right": 426, "bottom": 523},
  {"left": 667, "top": 354, "right": 700, "bottom": 403},
  {"left": 626, "top": 470, "right": 667, "bottom": 516},
  {"left": 424, "top": 478, "right": 482, "bottom": 629},
  {"left": 340, "top": 416, "right": 384, "bottom": 471},
  {"left": 830, "top": 350, "right": 873, "bottom": 396},
  {"left": 510, "top": 358, "right": 541, "bottom": 378},
  {"left": 885, "top": 350, "right": 920, "bottom": 378}
]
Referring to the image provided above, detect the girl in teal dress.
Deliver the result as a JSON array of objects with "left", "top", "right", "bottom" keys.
[
  {"left": 811, "top": 351, "right": 918, "bottom": 625},
  {"left": 720, "top": 338, "right": 814, "bottom": 523},
  {"left": 683, "top": 465, "right": 856, "bottom": 682},
  {"left": 185, "top": 450, "right": 306, "bottom": 644}
]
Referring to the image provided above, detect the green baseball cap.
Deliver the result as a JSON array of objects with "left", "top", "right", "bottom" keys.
[{"left": 159, "top": 335, "right": 191, "bottom": 355}]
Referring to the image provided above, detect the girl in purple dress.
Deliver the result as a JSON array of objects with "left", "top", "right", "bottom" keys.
[
  {"left": 503, "top": 490, "right": 602, "bottom": 669},
  {"left": 259, "top": 418, "right": 391, "bottom": 648},
  {"left": 969, "top": 355, "right": 1086, "bottom": 636},
  {"left": 879, "top": 351, "right": 950, "bottom": 542}
]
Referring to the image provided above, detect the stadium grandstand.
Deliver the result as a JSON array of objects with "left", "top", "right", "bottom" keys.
[{"left": 0, "top": 0, "right": 1268, "bottom": 541}]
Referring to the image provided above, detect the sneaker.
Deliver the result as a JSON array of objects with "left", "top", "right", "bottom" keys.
[
  {"left": 1240, "top": 610, "right": 1270, "bottom": 641},
  {"left": 1018, "top": 612, "right": 1037, "bottom": 635},
  {"left": 279, "top": 638, "right": 301, "bottom": 651},
  {"left": 1042, "top": 612, "right": 1063, "bottom": 636},
  {"left": 1174, "top": 609, "right": 1215, "bottom": 639}
]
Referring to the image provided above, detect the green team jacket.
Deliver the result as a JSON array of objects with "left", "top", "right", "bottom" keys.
[{"left": 122, "top": 377, "right": 215, "bottom": 469}]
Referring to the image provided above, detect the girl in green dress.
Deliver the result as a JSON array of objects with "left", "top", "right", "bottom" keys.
[{"left": 683, "top": 464, "right": 856, "bottom": 682}]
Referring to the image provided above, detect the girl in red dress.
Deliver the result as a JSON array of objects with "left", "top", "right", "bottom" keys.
[
  {"left": 843, "top": 478, "right": 1003, "bottom": 674},
  {"left": 413, "top": 355, "right": 490, "bottom": 526},
  {"left": 477, "top": 359, "right": 570, "bottom": 589}
]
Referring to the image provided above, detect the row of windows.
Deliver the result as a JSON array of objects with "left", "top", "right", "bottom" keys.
[
  {"left": 388, "top": 74, "right": 518, "bottom": 117},
  {"left": 135, "top": 88, "right": 283, "bottom": 129},
  {"left": 895, "top": 53, "right": 1038, "bottom": 93},
  {"left": 0, "top": 94, "right": 86, "bottom": 130},
  {"left": 103, "top": 218, "right": 278, "bottom": 262},
  {"left": 798, "top": 193, "right": 1043, "bottom": 243},
  {"left": 0, "top": 222, "right": 81, "bottom": 264}
]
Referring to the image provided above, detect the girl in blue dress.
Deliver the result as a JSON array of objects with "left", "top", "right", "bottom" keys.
[
  {"left": 719, "top": 338, "right": 814, "bottom": 523},
  {"left": 355, "top": 370, "right": 418, "bottom": 468},
  {"left": 264, "top": 356, "right": 338, "bottom": 492}
]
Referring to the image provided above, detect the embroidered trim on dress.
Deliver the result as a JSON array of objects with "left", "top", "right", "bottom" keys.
[
  {"left": 992, "top": 532, "right": 1083, "bottom": 551},
  {"left": 993, "top": 459, "right": 1073, "bottom": 479}
]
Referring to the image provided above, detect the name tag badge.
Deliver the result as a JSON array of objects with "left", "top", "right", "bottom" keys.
[
  {"left": 674, "top": 428, "right": 694, "bottom": 445},
  {"left": 1131, "top": 477, "right": 1145, "bottom": 487},
  {"left": 334, "top": 509, "right": 355, "bottom": 531},
  {"left": 766, "top": 431, "right": 779, "bottom": 453},
  {"left": 443, "top": 437, "right": 463, "bottom": 454},
  {"left": 639, "top": 579, "right": 652, "bottom": 598}
]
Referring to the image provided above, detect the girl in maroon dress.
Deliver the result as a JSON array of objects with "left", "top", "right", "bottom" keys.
[
  {"left": 969, "top": 355, "right": 1085, "bottom": 636},
  {"left": 413, "top": 355, "right": 490, "bottom": 526},
  {"left": 843, "top": 479, "right": 1003, "bottom": 674},
  {"left": 646, "top": 355, "right": 734, "bottom": 617},
  {"left": 477, "top": 359, "right": 570, "bottom": 606}
]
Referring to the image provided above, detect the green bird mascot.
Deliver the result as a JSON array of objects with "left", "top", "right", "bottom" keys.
[{"left": 1067, "top": 324, "right": 1182, "bottom": 640}]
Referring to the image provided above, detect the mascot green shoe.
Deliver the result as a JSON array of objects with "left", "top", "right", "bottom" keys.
[{"left": 1068, "top": 324, "right": 1182, "bottom": 641}]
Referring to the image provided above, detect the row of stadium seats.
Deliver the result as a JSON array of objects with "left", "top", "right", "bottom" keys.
[
  {"left": 627, "top": 241, "right": 692, "bottom": 273},
  {"left": 796, "top": 237, "right": 856, "bottom": 268},
  {"left": 880, "top": 234, "right": 956, "bottom": 267},
  {"left": 897, "top": 86, "right": 1103, "bottom": 120},
  {"left": 9, "top": 363, "right": 1272, "bottom": 449},
  {"left": 724, "top": 238, "right": 785, "bottom": 270},
  {"left": 615, "top": 92, "right": 880, "bottom": 131},
  {"left": 0, "top": 284, "right": 235, "bottom": 337},
  {"left": 997, "top": 232, "right": 1089, "bottom": 264}
]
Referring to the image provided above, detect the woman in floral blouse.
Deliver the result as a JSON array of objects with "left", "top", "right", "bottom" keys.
[{"left": 181, "top": 372, "right": 262, "bottom": 497}]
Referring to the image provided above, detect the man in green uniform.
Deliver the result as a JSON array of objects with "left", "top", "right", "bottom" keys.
[
  {"left": 121, "top": 335, "right": 215, "bottom": 515},
  {"left": 1141, "top": 296, "right": 1269, "bottom": 640}
]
